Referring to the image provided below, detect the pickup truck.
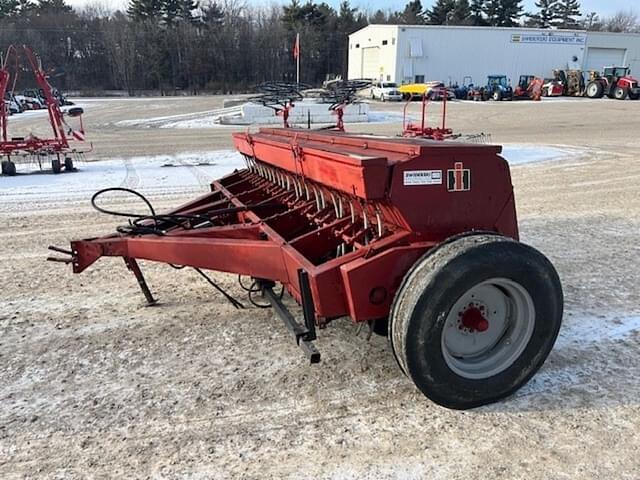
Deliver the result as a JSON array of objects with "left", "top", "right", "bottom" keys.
[{"left": 370, "top": 81, "right": 402, "bottom": 101}]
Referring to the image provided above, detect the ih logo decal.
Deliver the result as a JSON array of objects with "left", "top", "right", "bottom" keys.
[{"left": 447, "top": 162, "right": 471, "bottom": 192}]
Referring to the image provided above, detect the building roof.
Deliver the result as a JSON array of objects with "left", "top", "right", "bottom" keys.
[{"left": 351, "top": 24, "right": 640, "bottom": 38}]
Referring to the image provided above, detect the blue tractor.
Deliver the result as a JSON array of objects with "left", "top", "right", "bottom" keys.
[{"left": 483, "top": 75, "right": 513, "bottom": 101}]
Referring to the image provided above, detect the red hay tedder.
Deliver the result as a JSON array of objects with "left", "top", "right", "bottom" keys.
[
  {"left": 1, "top": 45, "right": 89, "bottom": 176},
  {"left": 49, "top": 83, "right": 563, "bottom": 409}
]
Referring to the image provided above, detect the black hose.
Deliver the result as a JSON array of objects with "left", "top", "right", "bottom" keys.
[
  {"left": 91, "top": 187, "right": 157, "bottom": 221},
  {"left": 91, "top": 187, "right": 281, "bottom": 236},
  {"left": 90, "top": 186, "right": 284, "bottom": 310}
]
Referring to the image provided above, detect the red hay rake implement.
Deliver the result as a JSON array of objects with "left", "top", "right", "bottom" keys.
[
  {"left": 49, "top": 86, "right": 563, "bottom": 409},
  {"left": 1, "top": 45, "right": 90, "bottom": 176}
]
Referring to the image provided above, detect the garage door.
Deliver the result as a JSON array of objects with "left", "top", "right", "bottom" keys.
[
  {"left": 361, "top": 47, "right": 380, "bottom": 79},
  {"left": 585, "top": 47, "right": 626, "bottom": 72}
]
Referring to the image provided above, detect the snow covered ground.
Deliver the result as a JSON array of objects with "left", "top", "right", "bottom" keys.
[
  {"left": 0, "top": 143, "right": 583, "bottom": 203},
  {"left": 115, "top": 106, "right": 411, "bottom": 129},
  {"left": 0, "top": 151, "right": 243, "bottom": 203}
]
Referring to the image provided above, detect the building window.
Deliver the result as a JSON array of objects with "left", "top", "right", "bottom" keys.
[
  {"left": 415, "top": 75, "right": 425, "bottom": 83},
  {"left": 355, "top": 43, "right": 360, "bottom": 48},
  {"left": 387, "top": 75, "right": 391, "bottom": 81},
  {"left": 382, "top": 40, "right": 388, "bottom": 46}
]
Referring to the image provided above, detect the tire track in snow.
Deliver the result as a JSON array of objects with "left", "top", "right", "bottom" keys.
[
  {"left": 120, "top": 159, "right": 140, "bottom": 189},
  {"left": 176, "top": 160, "right": 212, "bottom": 189}
]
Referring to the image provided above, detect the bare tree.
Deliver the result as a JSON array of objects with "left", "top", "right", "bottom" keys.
[{"left": 603, "top": 9, "right": 639, "bottom": 33}]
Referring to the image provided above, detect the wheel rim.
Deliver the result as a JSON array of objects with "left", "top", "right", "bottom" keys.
[{"left": 441, "top": 278, "right": 535, "bottom": 380}]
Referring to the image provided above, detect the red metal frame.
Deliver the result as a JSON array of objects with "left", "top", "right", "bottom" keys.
[
  {"left": 1, "top": 45, "right": 87, "bottom": 159},
  {"left": 63, "top": 128, "right": 518, "bottom": 325},
  {"left": 402, "top": 91, "right": 453, "bottom": 140}
]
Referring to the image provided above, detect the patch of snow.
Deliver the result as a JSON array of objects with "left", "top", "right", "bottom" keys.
[
  {"left": 501, "top": 144, "right": 586, "bottom": 165},
  {"left": 556, "top": 312, "right": 640, "bottom": 348},
  {"left": 0, "top": 150, "right": 245, "bottom": 209},
  {"left": 366, "top": 110, "right": 410, "bottom": 123},
  {"left": 508, "top": 311, "right": 640, "bottom": 402}
]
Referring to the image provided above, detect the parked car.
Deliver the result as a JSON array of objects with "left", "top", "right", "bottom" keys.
[
  {"left": 4, "top": 93, "right": 23, "bottom": 114},
  {"left": 399, "top": 81, "right": 442, "bottom": 99},
  {"left": 370, "top": 81, "right": 402, "bottom": 101},
  {"left": 15, "top": 94, "right": 44, "bottom": 110},
  {"left": 22, "top": 88, "right": 45, "bottom": 104},
  {"left": 21, "top": 87, "right": 73, "bottom": 107}
]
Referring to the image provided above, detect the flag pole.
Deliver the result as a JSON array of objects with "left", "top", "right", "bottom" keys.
[{"left": 296, "top": 33, "right": 300, "bottom": 85}]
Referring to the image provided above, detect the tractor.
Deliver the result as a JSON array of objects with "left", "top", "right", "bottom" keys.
[
  {"left": 585, "top": 66, "right": 640, "bottom": 100},
  {"left": 513, "top": 75, "right": 536, "bottom": 99},
  {"left": 483, "top": 75, "right": 513, "bottom": 101}
]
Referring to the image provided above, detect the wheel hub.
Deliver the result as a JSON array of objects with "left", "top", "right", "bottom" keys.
[
  {"left": 460, "top": 304, "right": 489, "bottom": 332},
  {"left": 441, "top": 278, "right": 536, "bottom": 380}
]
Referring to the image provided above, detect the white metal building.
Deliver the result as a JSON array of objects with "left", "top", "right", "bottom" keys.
[{"left": 348, "top": 25, "right": 640, "bottom": 85}]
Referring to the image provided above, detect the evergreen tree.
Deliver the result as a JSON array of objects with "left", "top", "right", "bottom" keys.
[
  {"left": 555, "top": 0, "right": 581, "bottom": 29},
  {"left": 453, "top": 0, "right": 471, "bottom": 24},
  {"left": 469, "top": 0, "right": 487, "bottom": 25},
  {"left": 16, "top": 0, "right": 35, "bottom": 13},
  {"left": 483, "top": 0, "right": 523, "bottom": 27},
  {"left": 400, "top": 0, "right": 425, "bottom": 24},
  {"left": 426, "top": 0, "right": 455, "bottom": 24},
  {"left": 128, "top": 0, "right": 163, "bottom": 21},
  {"left": 162, "top": 0, "right": 198, "bottom": 25},
  {"left": 370, "top": 9, "right": 387, "bottom": 24},
  {"left": 36, "top": 0, "right": 71, "bottom": 14},
  {"left": 0, "top": 0, "right": 19, "bottom": 18},
  {"left": 338, "top": 0, "right": 357, "bottom": 30},
  {"left": 527, "top": 0, "right": 559, "bottom": 28},
  {"left": 201, "top": 0, "right": 223, "bottom": 26}
]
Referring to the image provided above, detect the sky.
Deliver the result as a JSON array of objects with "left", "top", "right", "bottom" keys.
[{"left": 67, "top": 0, "right": 635, "bottom": 18}]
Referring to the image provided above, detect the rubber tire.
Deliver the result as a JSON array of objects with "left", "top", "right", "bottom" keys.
[
  {"left": 629, "top": 90, "right": 640, "bottom": 100},
  {"left": 389, "top": 233, "right": 563, "bottom": 410},
  {"left": 381, "top": 94, "right": 386, "bottom": 102},
  {"left": 493, "top": 90, "right": 502, "bottom": 101},
  {"left": 64, "top": 157, "right": 74, "bottom": 171},
  {"left": 52, "top": 158, "right": 62, "bottom": 174},
  {"left": 586, "top": 81, "right": 603, "bottom": 99},
  {"left": 2, "top": 160, "right": 16, "bottom": 176},
  {"left": 614, "top": 86, "right": 627, "bottom": 100}
]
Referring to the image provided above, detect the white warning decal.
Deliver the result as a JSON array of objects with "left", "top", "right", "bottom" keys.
[{"left": 403, "top": 170, "right": 443, "bottom": 186}]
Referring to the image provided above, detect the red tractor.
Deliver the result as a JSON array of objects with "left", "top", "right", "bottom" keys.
[{"left": 585, "top": 66, "right": 640, "bottom": 100}]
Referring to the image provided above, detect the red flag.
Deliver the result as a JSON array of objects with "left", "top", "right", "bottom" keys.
[{"left": 293, "top": 34, "right": 300, "bottom": 60}]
